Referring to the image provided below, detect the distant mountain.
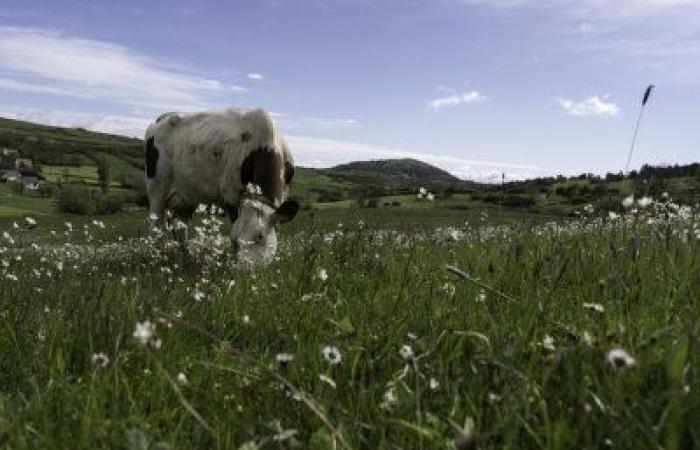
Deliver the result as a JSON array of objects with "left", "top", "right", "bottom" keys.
[{"left": 330, "top": 158, "right": 462, "bottom": 185}]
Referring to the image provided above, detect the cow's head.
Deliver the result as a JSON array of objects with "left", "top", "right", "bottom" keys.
[{"left": 231, "top": 197, "right": 299, "bottom": 268}]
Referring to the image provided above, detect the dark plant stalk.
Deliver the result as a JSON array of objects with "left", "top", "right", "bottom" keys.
[{"left": 626, "top": 85, "right": 654, "bottom": 173}]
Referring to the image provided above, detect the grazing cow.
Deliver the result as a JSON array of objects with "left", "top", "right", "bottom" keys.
[{"left": 144, "top": 107, "right": 299, "bottom": 267}]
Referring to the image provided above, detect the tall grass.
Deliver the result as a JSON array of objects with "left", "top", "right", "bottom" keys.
[{"left": 0, "top": 202, "right": 698, "bottom": 449}]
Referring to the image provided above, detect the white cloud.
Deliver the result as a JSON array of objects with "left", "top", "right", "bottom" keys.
[
  {"left": 428, "top": 91, "right": 487, "bottom": 111},
  {"left": 578, "top": 21, "right": 593, "bottom": 33},
  {"left": 247, "top": 73, "right": 264, "bottom": 80},
  {"left": 276, "top": 115, "right": 360, "bottom": 131},
  {"left": 0, "top": 26, "right": 247, "bottom": 111},
  {"left": 558, "top": 95, "right": 619, "bottom": 117},
  {"left": 287, "top": 135, "right": 545, "bottom": 181},
  {"left": 0, "top": 107, "right": 152, "bottom": 137}
]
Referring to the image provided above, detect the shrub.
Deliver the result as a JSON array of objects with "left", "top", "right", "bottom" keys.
[
  {"left": 57, "top": 183, "right": 95, "bottom": 215},
  {"left": 482, "top": 193, "right": 536, "bottom": 208},
  {"left": 501, "top": 194, "right": 536, "bottom": 208},
  {"left": 37, "top": 184, "right": 54, "bottom": 198},
  {"left": 95, "top": 194, "right": 124, "bottom": 215},
  {"left": 57, "top": 184, "right": 124, "bottom": 215}
]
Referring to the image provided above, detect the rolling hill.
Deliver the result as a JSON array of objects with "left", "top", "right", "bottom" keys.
[{"left": 328, "top": 158, "right": 465, "bottom": 186}]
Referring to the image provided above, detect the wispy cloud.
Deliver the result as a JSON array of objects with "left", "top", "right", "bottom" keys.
[
  {"left": 247, "top": 73, "right": 264, "bottom": 80},
  {"left": 275, "top": 114, "right": 360, "bottom": 131},
  {"left": 0, "top": 26, "right": 249, "bottom": 111},
  {"left": 0, "top": 107, "right": 152, "bottom": 138},
  {"left": 427, "top": 91, "right": 487, "bottom": 111},
  {"left": 456, "top": 0, "right": 700, "bottom": 16},
  {"left": 558, "top": 95, "right": 619, "bottom": 118}
]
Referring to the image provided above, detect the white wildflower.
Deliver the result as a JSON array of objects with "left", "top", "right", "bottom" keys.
[
  {"left": 150, "top": 338, "right": 162, "bottom": 350},
  {"left": 442, "top": 282, "right": 456, "bottom": 296},
  {"left": 25, "top": 216, "right": 37, "bottom": 227},
  {"left": 542, "top": 335, "right": 555, "bottom": 352},
  {"left": 192, "top": 288, "right": 206, "bottom": 302},
  {"left": 176, "top": 372, "right": 188, "bottom": 385},
  {"left": 276, "top": 353, "right": 294, "bottom": 364},
  {"left": 583, "top": 302, "right": 605, "bottom": 313},
  {"left": 272, "top": 429, "right": 299, "bottom": 442},
  {"left": 133, "top": 320, "right": 156, "bottom": 346},
  {"left": 622, "top": 195, "right": 634, "bottom": 208},
  {"left": 91, "top": 352, "right": 110, "bottom": 368},
  {"left": 606, "top": 347, "right": 636, "bottom": 371},
  {"left": 399, "top": 344, "right": 414, "bottom": 362},
  {"left": 637, "top": 196, "right": 653, "bottom": 208},
  {"left": 380, "top": 387, "right": 399, "bottom": 412},
  {"left": 322, "top": 345, "right": 342, "bottom": 365},
  {"left": 318, "top": 268, "right": 328, "bottom": 281},
  {"left": 429, "top": 377, "right": 440, "bottom": 391}
]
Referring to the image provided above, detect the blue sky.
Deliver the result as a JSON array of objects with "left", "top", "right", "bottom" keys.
[{"left": 1, "top": 0, "right": 698, "bottom": 181}]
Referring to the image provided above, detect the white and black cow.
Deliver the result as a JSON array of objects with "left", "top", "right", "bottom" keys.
[{"left": 144, "top": 107, "right": 299, "bottom": 267}]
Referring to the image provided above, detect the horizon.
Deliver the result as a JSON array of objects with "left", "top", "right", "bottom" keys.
[{"left": 1, "top": 1, "right": 699, "bottom": 182}]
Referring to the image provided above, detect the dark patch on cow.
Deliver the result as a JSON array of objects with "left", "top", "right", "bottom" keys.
[
  {"left": 241, "top": 147, "right": 284, "bottom": 204},
  {"left": 213, "top": 147, "right": 222, "bottom": 160},
  {"left": 284, "top": 161, "right": 294, "bottom": 185},
  {"left": 241, "top": 131, "right": 252, "bottom": 143},
  {"left": 155, "top": 112, "right": 182, "bottom": 126},
  {"left": 155, "top": 112, "right": 171, "bottom": 123},
  {"left": 145, "top": 137, "right": 159, "bottom": 178}
]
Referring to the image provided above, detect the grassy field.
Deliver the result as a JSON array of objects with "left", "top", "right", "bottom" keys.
[{"left": 0, "top": 195, "right": 698, "bottom": 449}]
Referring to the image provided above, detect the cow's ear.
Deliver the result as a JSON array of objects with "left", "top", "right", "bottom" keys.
[{"left": 272, "top": 199, "right": 299, "bottom": 224}]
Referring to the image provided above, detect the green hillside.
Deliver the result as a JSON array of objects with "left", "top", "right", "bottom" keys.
[{"left": 0, "top": 117, "right": 142, "bottom": 170}]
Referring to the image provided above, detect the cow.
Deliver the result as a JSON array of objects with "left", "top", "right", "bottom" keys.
[{"left": 144, "top": 107, "right": 299, "bottom": 267}]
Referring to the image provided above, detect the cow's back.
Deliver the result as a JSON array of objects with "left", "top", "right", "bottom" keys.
[{"left": 145, "top": 108, "right": 288, "bottom": 210}]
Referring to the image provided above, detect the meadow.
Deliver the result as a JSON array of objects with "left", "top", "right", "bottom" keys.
[{"left": 0, "top": 194, "right": 698, "bottom": 450}]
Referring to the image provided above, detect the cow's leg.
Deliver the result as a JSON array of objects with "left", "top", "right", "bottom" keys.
[
  {"left": 146, "top": 181, "right": 168, "bottom": 236},
  {"left": 171, "top": 206, "right": 194, "bottom": 245},
  {"left": 147, "top": 199, "right": 166, "bottom": 235}
]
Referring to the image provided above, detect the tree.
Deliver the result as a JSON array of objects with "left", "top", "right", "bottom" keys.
[{"left": 97, "top": 156, "right": 110, "bottom": 194}]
